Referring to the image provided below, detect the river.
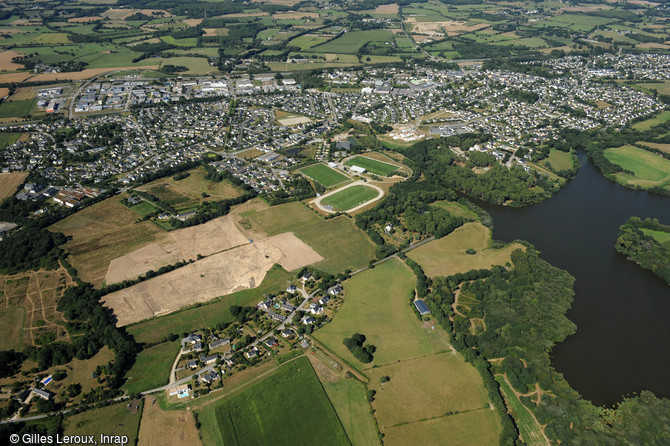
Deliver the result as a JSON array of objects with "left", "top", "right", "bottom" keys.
[{"left": 475, "top": 153, "right": 670, "bottom": 407}]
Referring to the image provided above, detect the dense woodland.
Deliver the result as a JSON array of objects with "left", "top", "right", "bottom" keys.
[{"left": 615, "top": 216, "right": 670, "bottom": 285}]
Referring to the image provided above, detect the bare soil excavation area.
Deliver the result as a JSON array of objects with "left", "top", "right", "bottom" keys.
[{"left": 102, "top": 232, "right": 322, "bottom": 326}]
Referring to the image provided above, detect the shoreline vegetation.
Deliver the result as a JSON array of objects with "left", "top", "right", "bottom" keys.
[{"left": 615, "top": 216, "right": 670, "bottom": 285}]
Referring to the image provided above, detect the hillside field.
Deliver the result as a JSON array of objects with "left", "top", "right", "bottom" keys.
[
  {"left": 604, "top": 145, "right": 670, "bottom": 190},
  {"left": 0, "top": 171, "right": 28, "bottom": 200}
]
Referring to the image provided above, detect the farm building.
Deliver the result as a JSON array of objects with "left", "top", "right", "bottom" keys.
[{"left": 414, "top": 299, "right": 432, "bottom": 316}]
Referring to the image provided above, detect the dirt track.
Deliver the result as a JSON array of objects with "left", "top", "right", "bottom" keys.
[{"left": 102, "top": 232, "right": 322, "bottom": 326}]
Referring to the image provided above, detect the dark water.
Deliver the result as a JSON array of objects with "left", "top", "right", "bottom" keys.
[{"left": 475, "top": 153, "right": 670, "bottom": 407}]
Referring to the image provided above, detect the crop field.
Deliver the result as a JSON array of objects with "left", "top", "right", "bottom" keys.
[
  {"left": 408, "top": 223, "right": 525, "bottom": 277},
  {"left": 345, "top": 156, "right": 398, "bottom": 176},
  {"left": 237, "top": 201, "right": 375, "bottom": 274},
  {"left": 63, "top": 400, "right": 143, "bottom": 443},
  {"left": 138, "top": 396, "right": 202, "bottom": 446},
  {"left": 545, "top": 149, "right": 574, "bottom": 171},
  {"left": 0, "top": 268, "right": 75, "bottom": 349},
  {"left": 604, "top": 145, "right": 670, "bottom": 189},
  {"left": 321, "top": 185, "right": 380, "bottom": 212},
  {"left": 496, "top": 376, "right": 548, "bottom": 446},
  {"left": 314, "top": 259, "right": 449, "bottom": 367},
  {"left": 0, "top": 132, "right": 22, "bottom": 149},
  {"left": 301, "top": 163, "right": 350, "bottom": 187},
  {"left": 103, "top": 232, "right": 321, "bottom": 326},
  {"left": 637, "top": 141, "right": 670, "bottom": 155},
  {"left": 288, "top": 34, "right": 331, "bottom": 50},
  {"left": 49, "top": 194, "right": 168, "bottom": 286},
  {"left": 0, "top": 99, "right": 35, "bottom": 118},
  {"left": 198, "top": 356, "right": 350, "bottom": 446},
  {"left": 0, "top": 171, "right": 28, "bottom": 200},
  {"left": 123, "top": 340, "right": 178, "bottom": 395},
  {"left": 312, "top": 30, "right": 394, "bottom": 53},
  {"left": 127, "top": 264, "right": 292, "bottom": 345},
  {"left": 632, "top": 110, "right": 670, "bottom": 130}
]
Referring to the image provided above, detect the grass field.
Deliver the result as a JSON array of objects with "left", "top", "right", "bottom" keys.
[
  {"left": 604, "top": 145, "right": 670, "bottom": 189},
  {"left": 129, "top": 201, "right": 159, "bottom": 218},
  {"left": 138, "top": 396, "right": 202, "bottom": 446},
  {"left": 0, "top": 99, "right": 34, "bottom": 118},
  {"left": 312, "top": 30, "right": 394, "bottom": 53},
  {"left": 198, "top": 356, "right": 350, "bottom": 446},
  {"left": 300, "top": 163, "right": 349, "bottom": 187},
  {"left": 496, "top": 375, "right": 548, "bottom": 446},
  {"left": 63, "top": 400, "right": 143, "bottom": 443},
  {"left": 238, "top": 201, "right": 375, "bottom": 274},
  {"left": 57, "top": 347, "right": 115, "bottom": 400},
  {"left": 345, "top": 156, "right": 398, "bottom": 176},
  {"left": 0, "top": 132, "right": 21, "bottom": 149},
  {"left": 49, "top": 194, "right": 167, "bottom": 286},
  {"left": 545, "top": 149, "right": 574, "bottom": 171},
  {"left": 0, "top": 172, "right": 28, "bottom": 201},
  {"left": 321, "top": 185, "right": 379, "bottom": 212},
  {"left": 127, "top": 264, "right": 292, "bottom": 344},
  {"left": 136, "top": 166, "right": 241, "bottom": 212},
  {"left": 407, "top": 223, "right": 524, "bottom": 277},
  {"left": 431, "top": 200, "right": 478, "bottom": 220},
  {"left": 123, "top": 340, "right": 178, "bottom": 395},
  {"left": 288, "top": 34, "right": 331, "bottom": 50},
  {"left": 314, "top": 259, "right": 449, "bottom": 367},
  {"left": 632, "top": 110, "right": 670, "bottom": 130},
  {"left": 0, "top": 307, "right": 25, "bottom": 351},
  {"left": 642, "top": 228, "right": 670, "bottom": 250}
]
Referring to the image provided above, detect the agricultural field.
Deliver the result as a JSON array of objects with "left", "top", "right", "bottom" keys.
[
  {"left": 0, "top": 99, "right": 35, "bottom": 118},
  {"left": 496, "top": 376, "right": 549, "bottom": 446},
  {"left": 345, "top": 156, "right": 398, "bottom": 176},
  {"left": 312, "top": 30, "right": 394, "bottom": 53},
  {"left": 408, "top": 223, "right": 525, "bottom": 278},
  {"left": 48, "top": 194, "right": 168, "bottom": 286},
  {"left": 431, "top": 200, "right": 478, "bottom": 220},
  {"left": 236, "top": 201, "right": 376, "bottom": 274},
  {"left": 0, "top": 267, "right": 75, "bottom": 350},
  {"left": 0, "top": 132, "right": 22, "bottom": 149},
  {"left": 138, "top": 396, "right": 202, "bottom": 446},
  {"left": 320, "top": 184, "right": 381, "bottom": 212},
  {"left": 63, "top": 400, "right": 144, "bottom": 443},
  {"left": 604, "top": 145, "right": 670, "bottom": 190},
  {"left": 0, "top": 171, "right": 28, "bottom": 201},
  {"left": 300, "top": 163, "right": 350, "bottom": 187},
  {"left": 642, "top": 228, "right": 670, "bottom": 250},
  {"left": 632, "top": 110, "right": 670, "bottom": 131},
  {"left": 123, "top": 340, "right": 179, "bottom": 395},
  {"left": 314, "top": 259, "right": 449, "bottom": 367},
  {"left": 544, "top": 149, "right": 574, "bottom": 171},
  {"left": 288, "top": 34, "right": 331, "bottom": 50},
  {"left": 197, "top": 356, "right": 350, "bottom": 446},
  {"left": 126, "top": 264, "right": 292, "bottom": 345},
  {"left": 135, "top": 166, "right": 242, "bottom": 213},
  {"left": 129, "top": 201, "right": 159, "bottom": 218}
]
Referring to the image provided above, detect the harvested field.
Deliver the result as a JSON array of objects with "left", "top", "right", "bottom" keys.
[
  {"left": 0, "top": 72, "right": 31, "bottom": 84},
  {"left": 203, "top": 28, "right": 228, "bottom": 37},
  {"left": 375, "top": 3, "right": 399, "bottom": 14},
  {"left": 103, "top": 9, "right": 170, "bottom": 20},
  {"left": 0, "top": 172, "right": 28, "bottom": 200},
  {"left": 272, "top": 12, "right": 319, "bottom": 20},
  {"left": 0, "top": 50, "right": 24, "bottom": 71},
  {"left": 29, "top": 66, "right": 160, "bottom": 82},
  {"left": 182, "top": 19, "right": 203, "bottom": 27},
  {"left": 138, "top": 397, "right": 202, "bottom": 446},
  {"left": 67, "top": 16, "right": 103, "bottom": 23},
  {"left": 103, "top": 232, "right": 322, "bottom": 326},
  {"left": 105, "top": 215, "right": 249, "bottom": 284},
  {"left": 637, "top": 141, "right": 670, "bottom": 154},
  {"left": 278, "top": 115, "right": 312, "bottom": 126},
  {"left": 0, "top": 88, "right": 9, "bottom": 99},
  {"left": 406, "top": 18, "right": 489, "bottom": 36}
]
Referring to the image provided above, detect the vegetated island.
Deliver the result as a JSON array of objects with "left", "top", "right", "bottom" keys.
[{"left": 615, "top": 217, "right": 670, "bottom": 285}]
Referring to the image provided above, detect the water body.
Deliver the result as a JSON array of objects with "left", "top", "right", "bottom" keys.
[{"left": 475, "top": 153, "right": 670, "bottom": 407}]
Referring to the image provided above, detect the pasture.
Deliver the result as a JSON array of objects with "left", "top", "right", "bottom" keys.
[
  {"left": 237, "top": 201, "right": 376, "bottom": 274},
  {"left": 642, "top": 228, "right": 670, "bottom": 250},
  {"left": 321, "top": 185, "right": 380, "bottom": 212},
  {"left": 126, "top": 264, "right": 292, "bottom": 345},
  {"left": 0, "top": 307, "right": 24, "bottom": 351},
  {"left": 345, "top": 155, "right": 398, "bottom": 176},
  {"left": 48, "top": 194, "right": 168, "bottom": 286},
  {"left": 604, "top": 145, "right": 670, "bottom": 189},
  {"left": 63, "top": 400, "right": 143, "bottom": 443},
  {"left": 301, "top": 163, "right": 349, "bottom": 187},
  {"left": 288, "top": 34, "right": 331, "bottom": 50},
  {"left": 407, "top": 223, "right": 524, "bottom": 277},
  {"left": 496, "top": 376, "right": 549, "bottom": 446},
  {"left": 0, "top": 132, "right": 22, "bottom": 149},
  {"left": 138, "top": 397, "right": 202, "bottom": 446},
  {"left": 632, "top": 110, "right": 670, "bottom": 130},
  {"left": 122, "top": 340, "right": 178, "bottom": 395},
  {"left": 0, "top": 99, "right": 34, "bottom": 118},
  {"left": 199, "top": 357, "right": 350, "bottom": 446},
  {"left": 431, "top": 200, "right": 477, "bottom": 220},
  {"left": 0, "top": 171, "right": 28, "bottom": 201},
  {"left": 545, "top": 149, "right": 574, "bottom": 171},
  {"left": 314, "top": 259, "right": 449, "bottom": 367},
  {"left": 312, "top": 29, "right": 394, "bottom": 53}
]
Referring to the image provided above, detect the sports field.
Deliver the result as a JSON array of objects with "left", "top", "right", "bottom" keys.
[
  {"left": 345, "top": 156, "right": 398, "bottom": 176},
  {"left": 198, "top": 356, "right": 350, "bottom": 446},
  {"left": 126, "top": 264, "right": 292, "bottom": 345},
  {"left": 301, "top": 163, "right": 349, "bottom": 187},
  {"left": 496, "top": 376, "right": 549, "bottom": 446},
  {"left": 0, "top": 172, "right": 28, "bottom": 201},
  {"left": 314, "top": 259, "right": 448, "bottom": 367},
  {"left": 604, "top": 145, "right": 670, "bottom": 189},
  {"left": 123, "top": 340, "right": 178, "bottom": 395},
  {"left": 48, "top": 194, "right": 168, "bottom": 286},
  {"left": 63, "top": 400, "right": 143, "bottom": 443},
  {"left": 237, "top": 201, "right": 376, "bottom": 274},
  {"left": 321, "top": 185, "right": 380, "bottom": 212},
  {"left": 408, "top": 223, "right": 524, "bottom": 277}
]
